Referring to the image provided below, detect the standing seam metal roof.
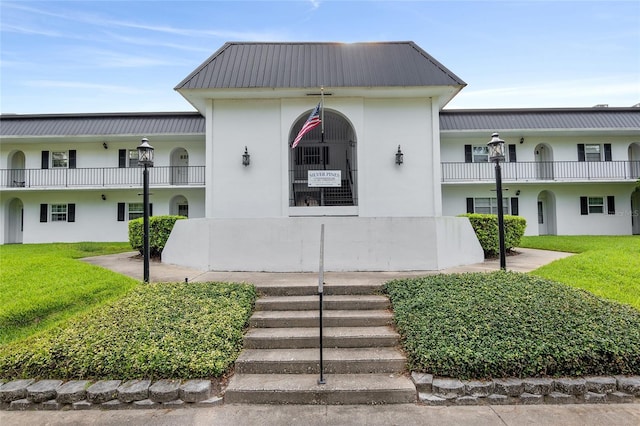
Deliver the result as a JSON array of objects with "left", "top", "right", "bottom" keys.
[
  {"left": 0, "top": 112, "right": 205, "bottom": 137},
  {"left": 440, "top": 108, "right": 640, "bottom": 131},
  {"left": 175, "top": 42, "right": 466, "bottom": 90}
]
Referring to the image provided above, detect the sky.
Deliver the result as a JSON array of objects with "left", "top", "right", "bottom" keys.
[{"left": 1, "top": 0, "right": 639, "bottom": 114}]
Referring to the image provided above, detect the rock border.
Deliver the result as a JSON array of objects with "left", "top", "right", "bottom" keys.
[
  {"left": 411, "top": 373, "right": 640, "bottom": 406},
  {"left": 0, "top": 378, "right": 222, "bottom": 411}
]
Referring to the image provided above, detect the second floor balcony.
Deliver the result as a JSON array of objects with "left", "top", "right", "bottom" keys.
[
  {"left": 442, "top": 160, "right": 640, "bottom": 183},
  {"left": 1, "top": 166, "right": 205, "bottom": 189}
]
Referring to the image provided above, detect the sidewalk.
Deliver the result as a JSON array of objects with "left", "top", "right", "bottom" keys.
[{"left": 6, "top": 248, "right": 639, "bottom": 425}]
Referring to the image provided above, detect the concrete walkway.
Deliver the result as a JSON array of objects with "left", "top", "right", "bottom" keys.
[{"left": 5, "top": 248, "right": 640, "bottom": 425}]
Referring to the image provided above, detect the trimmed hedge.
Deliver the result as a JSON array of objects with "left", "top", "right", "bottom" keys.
[
  {"left": 383, "top": 272, "right": 640, "bottom": 380},
  {"left": 129, "top": 215, "right": 186, "bottom": 258},
  {"left": 0, "top": 282, "right": 257, "bottom": 380},
  {"left": 461, "top": 213, "right": 526, "bottom": 257}
]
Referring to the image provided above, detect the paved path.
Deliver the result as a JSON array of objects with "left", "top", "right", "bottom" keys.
[{"left": 7, "top": 247, "right": 639, "bottom": 425}]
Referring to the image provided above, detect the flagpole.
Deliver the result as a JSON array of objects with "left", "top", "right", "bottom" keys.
[{"left": 320, "top": 86, "right": 325, "bottom": 144}]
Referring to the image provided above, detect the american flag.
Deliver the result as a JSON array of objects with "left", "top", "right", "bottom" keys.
[{"left": 291, "top": 102, "right": 322, "bottom": 149}]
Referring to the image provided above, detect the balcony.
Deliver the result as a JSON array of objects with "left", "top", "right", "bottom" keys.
[
  {"left": 442, "top": 160, "right": 640, "bottom": 183},
  {"left": 1, "top": 166, "right": 205, "bottom": 189}
]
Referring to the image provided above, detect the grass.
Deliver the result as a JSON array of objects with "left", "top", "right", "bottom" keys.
[
  {"left": 0, "top": 282, "right": 257, "bottom": 379},
  {"left": 384, "top": 272, "right": 640, "bottom": 379},
  {"left": 0, "top": 242, "right": 137, "bottom": 344},
  {"left": 519, "top": 235, "right": 640, "bottom": 309}
]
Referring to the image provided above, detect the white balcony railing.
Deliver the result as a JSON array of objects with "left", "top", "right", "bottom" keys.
[
  {"left": 442, "top": 160, "right": 640, "bottom": 182},
  {"left": 1, "top": 166, "right": 205, "bottom": 189}
]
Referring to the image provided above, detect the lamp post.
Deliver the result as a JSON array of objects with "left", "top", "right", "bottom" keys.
[
  {"left": 137, "top": 137, "right": 154, "bottom": 282},
  {"left": 487, "top": 132, "right": 506, "bottom": 271}
]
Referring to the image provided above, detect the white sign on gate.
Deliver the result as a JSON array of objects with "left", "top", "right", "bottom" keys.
[{"left": 308, "top": 170, "right": 342, "bottom": 187}]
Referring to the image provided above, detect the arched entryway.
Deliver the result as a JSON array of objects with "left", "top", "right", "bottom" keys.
[
  {"left": 170, "top": 148, "right": 189, "bottom": 185},
  {"left": 537, "top": 190, "right": 557, "bottom": 235},
  {"left": 5, "top": 198, "right": 24, "bottom": 243},
  {"left": 628, "top": 143, "right": 640, "bottom": 179},
  {"left": 170, "top": 195, "right": 189, "bottom": 217},
  {"left": 8, "top": 150, "right": 26, "bottom": 187},
  {"left": 534, "top": 143, "right": 554, "bottom": 180},
  {"left": 288, "top": 109, "right": 357, "bottom": 207}
]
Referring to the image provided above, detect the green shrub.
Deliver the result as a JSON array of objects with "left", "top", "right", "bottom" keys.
[
  {"left": 461, "top": 213, "right": 526, "bottom": 257},
  {"left": 129, "top": 215, "right": 186, "bottom": 258},
  {"left": 383, "top": 272, "right": 640, "bottom": 379},
  {"left": 0, "top": 282, "right": 257, "bottom": 380}
]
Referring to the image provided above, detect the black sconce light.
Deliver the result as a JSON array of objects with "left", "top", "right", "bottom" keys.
[
  {"left": 395, "top": 145, "right": 403, "bottom": 165},
  {"left": 101, "top": 194, "right": 106, "bottom": 201},
  {"left": 516, "top": 190, "right": 521, "bottom": 196},
  {"left": 103, "top": 141, "right": 108, "bottom": 149},
  {"left": 242, "top": 146, "right": 251, "bottom": 167},
  {"left": 519, "top": 137, "right": 524, "bottom": 144}
]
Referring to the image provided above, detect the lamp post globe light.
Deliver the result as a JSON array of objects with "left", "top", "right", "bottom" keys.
[
  {"left": 137, "top": 138, "right": 154, "bottom": 283},
  {"left": 487, "top": 132, "right": 507, "bottom": 271}
]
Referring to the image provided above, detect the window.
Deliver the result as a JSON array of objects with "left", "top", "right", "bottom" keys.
[
  {"left": 580, "top": 196, "right": 615, "bottom": 215},
  {"left": 578, "top": 144, "right": 612, "bottom": 162},
  {"left": 585, "top": 144, "right": 601, "bottom": 162},
  {"left": 40, "top": 203, "right": 75, "bottom": 222},
  {"left": 587, "top": 197, "right": 604, "bottom": 214},
  {"left": 52, "top": 152, "right": 68, "bottom": 168},
  {"left": 128, "top": 203, "right": 144, "bottom": 220},
  {"left": 51, "top": 204, "right": 68, "bottom": 221},
  {"left": 128, "top": 150, "right": 140, "bottom": 167},
  {"left": 471, "top": 197, "right": 509, "bottom": 215},
  {"left": 472, "top": 146, "right": 489, "bottom": 163}
]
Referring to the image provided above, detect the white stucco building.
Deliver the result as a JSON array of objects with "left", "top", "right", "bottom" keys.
[{"left": 1, "top": 42, "right": 638, "bottom": 271}]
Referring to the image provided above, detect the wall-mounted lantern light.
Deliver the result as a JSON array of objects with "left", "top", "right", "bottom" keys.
[
  {"left": 242, "top": 146, "right": 251, "bottom": 167},
  {"left": 101, "top": 194, "right": 106, "bottom": 201},
  {"left": 395, "top": 145, "right": 404, "bottom": 165},
  {"left": 102, "top": 142, "right": 108, "bottom": 149}
]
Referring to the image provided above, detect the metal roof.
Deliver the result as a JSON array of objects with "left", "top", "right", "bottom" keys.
[
  {"left": 176, "top": 41, "right": 466, "bottom": 90},
  {"left": 440, "top": 108, "right": 640, "bottom": 131},
  {"left": 0, "top": 112, "right": 205, "bottom": 137}
]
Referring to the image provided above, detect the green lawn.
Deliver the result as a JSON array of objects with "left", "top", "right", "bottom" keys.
[
  {"left": 519, "top": 236, "right": 640, "bottom": 310},
  {"left": 0, "top": 242, "right": 137, "bottom": 344}
]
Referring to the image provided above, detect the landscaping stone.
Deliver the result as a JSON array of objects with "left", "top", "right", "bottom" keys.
[
  {"left": 42, "top": 400, "right": 62, "bottom": 410},
  {"left": 149, "top": 379, "right": 181, "bottom": 403},
  {"left": 56, "top": 380, "right": 91, "bottom": 404},
  {"left": 523, "top": 377, "right": 554, "bottom": 395},
  {"left": 616, "top": 376, "right": 640, "bottom": 396},
  {"left": 546, "top": 391, "right": 575, "bottom": 404},
  {"left": 0, "top": 379, "right": 35, "bottom": 402},
  {"left": 493, "top": 378, "right": 524, "bottom": 396},
  {"left": 455, "top": 395, "right": 481, "bottom": 406},
  {"left": 554, "top": 377, "right": 586, "bottom": 395},
  {"left": 102, "top": 399, "right": 128, "bottom": 410},
  {"left": 464, "top": 380, "right": 494, "bottom": 397},
  {"left": 519, "top": 392, "right": 543, "bottom": 405},
  {"left": 487, "top": 394, "right": 511, "bottom": 405},
  {"left": 194, "top": 396, "right": 224, "bottom": 407},
  {"left": 584, "top": 391, "right": 607, "bottom": 404},
  {"left": 72, "top": 400, "right": 93, "bottom": 410},
  {"left": 432, "top": 378, "right": 464, "bottom": 397},
  {"left": 162, "top": 399, "right": 186, "bottom": 408},
  {"left": 27, "top": 379, "right": 63, "bottom": 403},
  {"left": 411, "top": 372, "right": 433, "bottom": 393},
  {"left": 585, "top": 376, "right": 617, "bottom": 394},
  {"left": 86, "top": 380, "right": 121, "bottom": 404},
  {"left": 179, "top": 379, "right": 211, "bottom": 403},
  {"left": 118, "top": 379, "right": 151, "bottom": 403},
  {"left": 132, "top": 399, "right": 159, "bottom": 409},
  {"left": 8, "top": 398, "right": 34, "bottom": 411},
  {"left": 608, "top": 391, "right": 634, "bottom": 403},
  {"left": 418, "top": 393, "right": 447, "bottom": 406}
]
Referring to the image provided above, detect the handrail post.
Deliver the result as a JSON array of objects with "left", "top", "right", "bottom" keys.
[{"left": 318, "top": 223, "right": 326, "bottom": 385}]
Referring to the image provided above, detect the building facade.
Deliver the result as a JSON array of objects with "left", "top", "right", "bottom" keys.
[{"left": 1, "top": 42, "right": 638, "bottom": 270}]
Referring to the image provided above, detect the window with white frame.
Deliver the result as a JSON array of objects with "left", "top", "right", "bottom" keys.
[
  {"left": 472, "top": 146, "right": 489, "bottom": 163},
  {"left": 128, "top": 202, "right": 144, "bottom": 220},
  {"left": 51, "top": 204, "right": 68, "bottom": 221},
  {"left": 128, "top": 150, "right": 140, "bottom": 167},
  {"left": 585, "top": 144, "right": 601, "bottom": 162},
  {"left": 473, "top": 197, "right": 509, "bottom": 215},
  {"left": 587, "top": 197, "right": 604, "bottom": 214},
  {"left": 52, "top": 152, "right": 68, "bottom": 168}
]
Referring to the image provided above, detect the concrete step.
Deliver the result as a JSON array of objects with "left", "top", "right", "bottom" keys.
[
  {"left": 243, "top": 326, "right": 399, "bottom": 349},
  {"left": 249, "top": 310, "right": 393, "bottom": 328},
  {"left": 257, "top": 283, "right": 381, "bottom": 297},
  {"left": 224, "top": 373, "right": 416, "bottom": 404},
  {"left": 255, "top": 295, "right": 390, "bottom": 311},
  {"left": 234, "top": 347, "right": 406, "bottom": 374}
]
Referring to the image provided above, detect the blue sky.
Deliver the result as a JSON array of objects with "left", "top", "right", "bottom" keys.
[{"left": 1, "top": 0, "right": 639, "bottom": 114}]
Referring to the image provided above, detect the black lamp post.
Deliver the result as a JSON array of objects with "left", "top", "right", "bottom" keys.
[
  {"left": 487, "top": 132, "right": 507, "bottom": 271},
  {"left": 137, "top": 137, "right": 154, "bottom": 282}
]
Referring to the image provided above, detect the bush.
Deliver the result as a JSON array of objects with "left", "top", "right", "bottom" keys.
[
  {"left": 383, "top": 272, "right": 640, "bottom": 379},
  {"left": 461, "top": 213, "right": 526, "bottom": 257},
  {"left": 0, "top": 282, "right": 257, "bottom": 379},
  {"left": 129, "top": 215, "right": 186, "bottom": 258}
]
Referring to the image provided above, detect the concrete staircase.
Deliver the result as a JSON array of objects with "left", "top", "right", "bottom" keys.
[{"left": 224, "top": 282, "right": 416, "bottom": 404}]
